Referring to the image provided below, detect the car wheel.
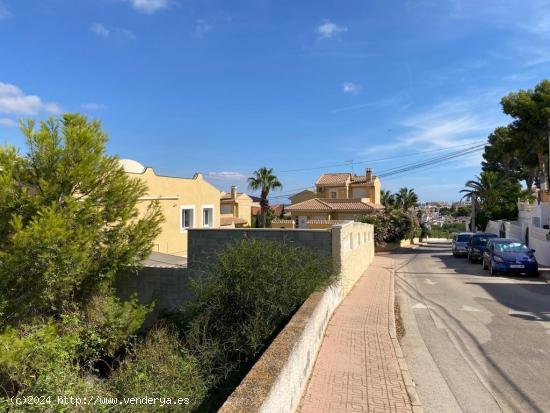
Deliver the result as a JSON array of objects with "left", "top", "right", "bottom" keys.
[
  {"left": 527, "top": 270, "right": 540, "bottom": 277},
  {"left": 489, "top": 261, "right": 497, "bottom": 276}
]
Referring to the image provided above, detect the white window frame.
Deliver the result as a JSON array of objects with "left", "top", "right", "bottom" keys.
[
  {"left": 202, "top": 204, "right": 215, "bottom": 228},
  {"left": 180, "top": 205, "right": 195, "bottom": 232}
]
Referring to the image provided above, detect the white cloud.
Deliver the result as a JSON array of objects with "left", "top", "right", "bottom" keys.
[
  {"left": 193, "top": 19, "right": 214, "bottom": 38},
  {"left": 317, "top": 20, "right": 348, "bottom": 39},
  {"left": 90, "top": 23, "right": 135, "bottom": 42},
  {"left": 208, "top": 171, "right": 248, "bottom": 181},
  {"left": 81, "top": 103, "right": 108, "bottom": 110},
  {"left": 91, "top": 22, "right": 110, "bottom": 37},
  {"left": 364, "top": 92, "right": 507, "bottom": 166},
  {"left": 0, "top": 2, "right": 11, "bottom": 20},
  {"left": 0, "top": 82, "right": 62, "bottom": 115},
  {"left": 342, "top": 82, "right": 361, "bottom": 94},
  {"left": 0, "top": 118, "right": 17, "bottom": 127},
  {"left": 126, "top": 0, "right": 169, "bottom": 14}
]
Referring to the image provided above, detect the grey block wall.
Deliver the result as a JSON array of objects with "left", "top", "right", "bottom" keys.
[
  {"left": 115, "top": 228, "right": 333, "bottom": 328},
  {"left": 114, "top": 266, "right": 192, "bottom": 329},
  {"left": 188, "top": 228, "right": 332, "bottom": 273}
]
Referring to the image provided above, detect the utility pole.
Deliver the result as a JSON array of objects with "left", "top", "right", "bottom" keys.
[
  {"left": 471, "top": 198, "right": 476, "bottom": 232},
  {"left": 346, "top": 159, "right": 355, "bottom": 175},
  {"left": 548, "top": 119, "right": 550, "bottom": 200}
]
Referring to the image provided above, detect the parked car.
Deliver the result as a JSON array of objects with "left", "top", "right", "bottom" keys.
[
  {"left": 482, "top": 238, "right": 539, "bottom": 276},
  {"left": 467, "top": 232, "right": 498, "bottom": 263},
  {"left": 452, "top": 232, "right": 473, "bottom": 257}
]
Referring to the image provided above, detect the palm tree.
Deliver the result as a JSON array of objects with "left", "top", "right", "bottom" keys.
[
  {"left": 395, "top": 187, "right": 418, "bottom": 211},
  {"left": 460, "top": 171, "right": 502, "bottom": 210},
  {"left": 248, "top": 167, "right": 282, "bottom": 228},
  {"left": 460, "top": 171, "right": 503, "bottom": 231},
  {"left": 381, "top": 189, "right": 395, "bottom": 209}
]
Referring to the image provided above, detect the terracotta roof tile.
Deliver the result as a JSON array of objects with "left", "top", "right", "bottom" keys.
[
  {"left": 286, "top": 198, "right": 332, "bottom": 212},
  {"left": 350, "top": 176, "right": 375, "bottom": 184},
  {"left": 287, "top": 198, "right": 383, "bottom": 212},
  {"left": 315, "top": 173, "right": 351, "bottom": 186},
  {"left": 220, "top": 216, "right": 248, "bottom": 226}
]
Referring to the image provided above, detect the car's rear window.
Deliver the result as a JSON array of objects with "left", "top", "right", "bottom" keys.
[
  {"left": 493, "top": 242, "right": 530, "bottom": 253},
  {"left": 457, "top": 235, "right": 471, "bottom": 242},
  {"left": 472, "top": 237, "right": 491, "bottom": 245}
]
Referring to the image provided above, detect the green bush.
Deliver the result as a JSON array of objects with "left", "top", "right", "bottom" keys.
[
  {"left": 359, "top": 210, "right": 419, "bottom": 246},
  {"left": 109, "top": 325, "right": 207, "bottom": 412},
  {"left": 79, "top": 294, "right": 150, "bottom": 360},
  {"left": 0, "top": 318, "right": 114, "bottom": 413},
  {"left": 181, "top": 238, "right": 333, "bottom": 386}
]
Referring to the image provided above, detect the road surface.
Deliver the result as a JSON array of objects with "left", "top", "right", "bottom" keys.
[{"left": 394, "top": 240, "right": 550, "bottom": 413}]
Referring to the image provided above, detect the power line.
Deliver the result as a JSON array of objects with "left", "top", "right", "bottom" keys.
[
  {"left": 377, "top": 145, "right": 485, "bottom": 178},
  {"left": 275, "top": 140, "right": 486, "bottom": 174},
  {"left": 269, "top": 143, "right": 485, "bottom": 199}
]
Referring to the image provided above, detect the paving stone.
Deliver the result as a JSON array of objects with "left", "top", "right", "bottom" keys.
[{"left": 299, "top": 256, "right": 413, "bottom": 413}]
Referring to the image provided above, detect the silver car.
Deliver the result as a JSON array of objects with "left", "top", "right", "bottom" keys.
[{"left": 452, "top": 232, "right": 473, "bottom": 257}]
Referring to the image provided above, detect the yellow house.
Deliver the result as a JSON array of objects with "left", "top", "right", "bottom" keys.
[
  {"left": 314, "top": 168, "right": 381, "bottom": 204},
  {"left": 220, "top": 186, "right": 253, "bottom": 227},
  {"left": 288, "top": 189, "right": 317, "bottom": 205},
  {"left": 287, "top": 168, "right": 383, "bottom": 227},
  {"left": 121, "top": 159, "right": 221, "bottom": 257}
]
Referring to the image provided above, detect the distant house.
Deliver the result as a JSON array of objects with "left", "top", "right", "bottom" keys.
[
  {"left": 286, "top": 168, "right": 383, "bottom": 227},
  {"left": 289, "top": 189, "right": 317, "bottom": 205},
  {"left": 121, "top": 159, "right": 221, "bottom": 257},
  {"left": 220, "top": 186, "right": 253, "bottom": 228},
  {"left": 249, "top": 194, "right": 288, "bottom": 227}
]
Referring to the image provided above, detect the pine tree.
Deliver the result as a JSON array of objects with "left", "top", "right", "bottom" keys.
[{"left": 0, "top": 114, "right": 163, "bottom": 327}]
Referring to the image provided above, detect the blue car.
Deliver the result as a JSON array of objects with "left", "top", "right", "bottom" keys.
[
  {"left": 467, "top": 232, "right": 498, "bottom": 263},
  {"left": 482, "top": 238, "right": 539, "bottom": 277}
]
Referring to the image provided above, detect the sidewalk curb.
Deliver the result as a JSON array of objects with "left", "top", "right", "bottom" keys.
[{"left": 388, "top": 259, "right": 424, "bottom": 413}]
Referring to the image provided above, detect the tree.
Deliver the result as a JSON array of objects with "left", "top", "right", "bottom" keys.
[
  {"left": 482, "top": 125, "right": 538, "bottom": 188},
  {"left": 0, "top": 114, "right": 163, "bottom": 326},
  {"left": 460, "top": 171, "right": 502, "bottom": 211},
  {"left": 460, "top": 171, "right": 521, "bottom": 229},
  {"left": 247, "top": 167, "right": 282, "bottom": 228},
  {"left": 394, "top": 187, "right": 418, "bottom": 211},
  {"left": 380, "top": 189, "right": 395, "bottom": 209},
  {"left": 501, "top": 80, "right": 550, "bottom": 191}
]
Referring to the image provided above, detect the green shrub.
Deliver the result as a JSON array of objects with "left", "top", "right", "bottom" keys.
[
  {"left": 359, "top": 210, "right": 419, "bottom": 246},
  {"left": 79, "top": 294, "right": 150, "bottom": 360},
  {"left": 109, "top": 325, "right": 207, "bottom": 412},
  {"left": 182, "top": 238, "right": 333, "bottom": 386},
  {"left": 0, "top": 318, "right": 114, "bottom": 412}
]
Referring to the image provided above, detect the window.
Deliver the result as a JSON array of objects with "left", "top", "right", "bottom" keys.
[
  {"left": 202, "top": 206, "right": 214, "bottom": 228},
  {"left": 221, "top": 204, "right": 233, "bottom": 214},
  {"left": 330, "top": 191, "right": 337, "bottom": 199},
  {"left": 180, "top": 206, "right": 195, "bottom": 231}
]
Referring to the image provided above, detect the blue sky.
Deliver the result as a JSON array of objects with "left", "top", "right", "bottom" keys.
[{"left": 1, "top": 0, "right": 549, "bottom": 202}]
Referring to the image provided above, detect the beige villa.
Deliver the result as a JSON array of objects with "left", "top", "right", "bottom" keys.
[
  {"left": 286, "top": 168, "right": 383, "bottom": 227},
  {"left": 220, "top": 186, "right": 253, "bottom": 227},
  {"left": 121, "top": 159, "right": 221, "bottom": 257}
]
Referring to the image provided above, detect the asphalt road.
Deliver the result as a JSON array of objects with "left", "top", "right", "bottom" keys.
[{"left": 394, "top": 240, "right": 550, "bottom": 413}]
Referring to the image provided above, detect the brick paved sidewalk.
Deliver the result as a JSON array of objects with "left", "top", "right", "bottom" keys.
[{"left": 299, "top": 256, "right": 415, "bottom": 413}]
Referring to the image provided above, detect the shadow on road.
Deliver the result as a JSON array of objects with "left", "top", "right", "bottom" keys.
[
  {"left": 402, "top": 243, "right": 547, "bottom": 282},
  {"left": 394, "top": 243, "right": 550, "bottom": 412}
]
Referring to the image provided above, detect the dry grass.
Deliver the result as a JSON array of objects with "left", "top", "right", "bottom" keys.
[{"left": 394, "top": 300, "right": 405, "bottom": 341}]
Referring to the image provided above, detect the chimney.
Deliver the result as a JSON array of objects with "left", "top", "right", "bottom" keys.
[
  {"left": 366, "top": 168, "right": 372, "bottom": 181},
  {"left": 231, "top": 185, "right": 238, "bottom": 199}
]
